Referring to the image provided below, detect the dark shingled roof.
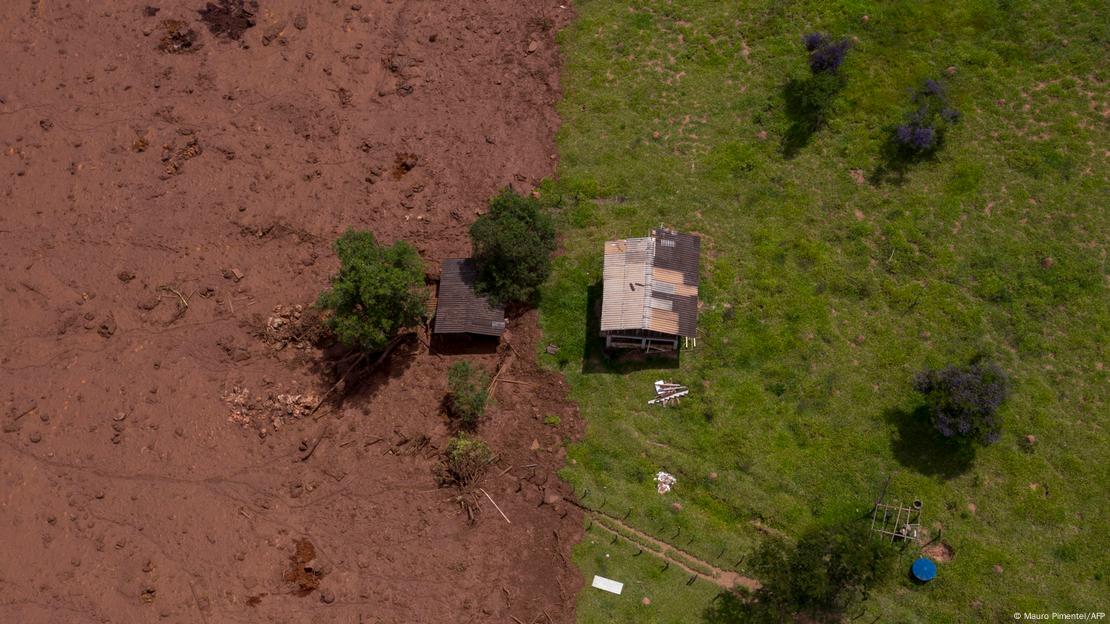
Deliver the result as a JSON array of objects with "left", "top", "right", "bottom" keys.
[{"left": 434, "top": 259, "right": 505, "bottom": 336}]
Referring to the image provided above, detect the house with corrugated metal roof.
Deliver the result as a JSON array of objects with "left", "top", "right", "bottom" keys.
[
  {"left": 433, "top": 258, "right": 506, "bottom": 338},
  {"left": 601, "top": 228, "right": 700, "bottom": 351}
]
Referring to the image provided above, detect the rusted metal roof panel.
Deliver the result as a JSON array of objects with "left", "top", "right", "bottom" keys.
[
  {"left": 600, "top": 229, "right": 700, "bottom": 338},
  {"left": 434, "top": 258, "right": 505, "bottom": 336},
  {"left": 601, "top": 236, "right": 652, "bottom": 333},
  {"left": 651, "top": 229, "right": 700, "bottom": 286}
]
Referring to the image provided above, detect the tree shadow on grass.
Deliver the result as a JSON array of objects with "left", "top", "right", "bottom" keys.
[
  {"left": 885, "top": 406, "right": 976, "bottom": 480},
  {"left": 581, "top": 280, "right": 680, "bottom": 375},
  {"left": 780, "top": 73, "right": 844, "bottom": 159},
  {"left": 869, "top": 130, "right": 944, "bottom": 186},
  {"left": 781, "top": 79, "right": 821, "bottom": 159},
  {"left": 702, "top": 591, "right": 751, "bottom": 624}
]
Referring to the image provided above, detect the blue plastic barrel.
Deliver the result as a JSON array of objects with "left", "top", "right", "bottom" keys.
[{"left": 911, "top": 557, "right": 937, "bottom": 582}]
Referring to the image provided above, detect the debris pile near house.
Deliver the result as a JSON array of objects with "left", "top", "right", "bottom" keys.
[
  {"left": 655, "top": 471, "right": 677, "bottom": 495},
  {"left": 224, "top": 385, "right": 320, "bottom": 435},
  {"left": 648, "top": 380, "right": 688, "bottom": 405}
]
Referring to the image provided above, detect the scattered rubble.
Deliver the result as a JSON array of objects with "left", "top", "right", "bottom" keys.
[
  {"left": 649, "top": 380, "right": 688, "bottom": 406},
  {"left": 223, "top": 385, "right": 320, "bottom": 432},
  {"left": 259, "top": 304, "right": 328, "bottom": 350}
]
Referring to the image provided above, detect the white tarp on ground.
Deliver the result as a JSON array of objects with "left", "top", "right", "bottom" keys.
[{"left": 591, "top": 575, "right": 624, "bottom": 595}]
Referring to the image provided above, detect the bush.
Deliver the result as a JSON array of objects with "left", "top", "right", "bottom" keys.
[
  {"left": 893, "top": 79, "right": 960, "bottom": 156},
  {"left": 707, "top": 523, "right": 894, "bottom": 623},
  {"left": 914, "top": 359, "right": 1010, "bottom": 445},
  {"left": 316, "top": 230, "right": 426, "bottom": 352},
  {"left": 446, "top": 361, "right": 489, "bottom": 429},
  {"left": 469, "top": 188, "right": 556, "bottom": 305},
  {"left": 442, "top": 434, "right": 494, "bottom": 487},
  {"left": 802, "top": 32, "right": 851, "bottom": 74}
]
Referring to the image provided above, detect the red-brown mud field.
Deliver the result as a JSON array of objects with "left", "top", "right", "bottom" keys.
[{"left": 0, "top": 2, "right": 582, "bottom": 622}]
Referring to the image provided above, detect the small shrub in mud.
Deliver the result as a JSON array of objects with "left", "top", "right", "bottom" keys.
[
  {"left": 469, "top": 188, "right": 556, "bottom": 306},
  {"left": 438, "top": 434, "right": 494, "bottom": 488},
  {"left": 914, "top": 358, "right": 1009, "bottom": 446},
  {"left": 316, "top": 230, "right": 426, "bottom": 353},
  {"left": 445, "top": 361, "right": 489, "bottom": 430}
]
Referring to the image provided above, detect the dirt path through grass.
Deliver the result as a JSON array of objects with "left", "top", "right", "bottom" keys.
[{"left": 576, "top": 503, "right": 759, "bottom": 591}]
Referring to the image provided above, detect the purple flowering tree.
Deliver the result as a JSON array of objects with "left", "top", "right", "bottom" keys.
[
  {"left": 802, "top": 32, "right": 852, "bottom": 74},
  {"left": 893, "top": 78, "right": 960, "bottom": 155},
  {"left": 913, "top": 360, "right": 1010, "bottom": 446}
]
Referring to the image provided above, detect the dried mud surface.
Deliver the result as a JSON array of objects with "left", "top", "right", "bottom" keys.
[{"left": 0, "top": 1, "right": 582, "bottom": 622}]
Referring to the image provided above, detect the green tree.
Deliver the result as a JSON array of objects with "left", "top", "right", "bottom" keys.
[
  {"left": 316, "top": 230, "right": 426, "bottom": 352},
  {"left": 446, "top": 361, "right": 489, "bottom": 430},
  {"left": 469, "top": 188, "right": 556, "bottom": 305},
  {"left": 705, "top": 523, "right": 894, "bottom": 623},
  {"left": 441, "top": 434, "right": 494, "bottom": 487}
]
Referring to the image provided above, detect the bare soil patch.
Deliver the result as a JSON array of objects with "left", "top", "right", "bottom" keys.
[
  {"left": 923, "top": 540, "right": 955, "bottom": 563},
  {"left": 0, "top": 2, "right": 579, "bottom": 622}
]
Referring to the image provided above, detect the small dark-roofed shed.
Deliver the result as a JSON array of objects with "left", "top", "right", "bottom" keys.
[{"left": 434, "top": 258, "right": 505, "bottom": 337}]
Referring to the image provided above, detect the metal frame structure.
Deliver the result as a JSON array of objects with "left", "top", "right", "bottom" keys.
[{"left": 870, "top": 498, "right": 923, "bottom": 544}]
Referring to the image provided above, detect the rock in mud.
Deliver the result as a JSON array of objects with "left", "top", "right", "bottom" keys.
[
  {"left": 199, "top": 0, "right": 257, "bottom": 40},
  {"left": 97, "top": 316, "right": 117, "bottom": 338}
]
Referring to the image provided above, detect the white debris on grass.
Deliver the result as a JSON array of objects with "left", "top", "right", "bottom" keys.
[
  {"left": 649, "top": 380, "right": 689, "bottom": 405},
  {"left": 591, "top": 575, "right": 624, "bottom": 595},
  {"left": 655, "top": 471, "right": 677, "bottom": 495}
]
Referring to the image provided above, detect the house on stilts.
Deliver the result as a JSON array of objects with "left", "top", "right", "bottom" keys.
[{"left": 600, "top": 228, "right": 700, "bottom": 352}]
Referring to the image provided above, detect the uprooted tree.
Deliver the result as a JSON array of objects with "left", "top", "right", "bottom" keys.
[
  {"left": 704, "top": 523, "right": 894, "bottom": 623},
  {"left": 469, "top": 188, "right": 556, "bottom": 306},
  {"left": 440, "top": 434, "right": 495, "bottom": 487},
  {"left": 436, "top": 433, "right": 496, "bottom": 522},
  {"left": 914, "top": 358, "right": 1010, "bottom": 446},
  {"left": 316, "top": 229, "right": 427, "bottom": 353}
]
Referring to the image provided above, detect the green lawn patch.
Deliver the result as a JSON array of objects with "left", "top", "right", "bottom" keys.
[{"left": 542, "top": 1, "right": 1109, "bottom": 621}]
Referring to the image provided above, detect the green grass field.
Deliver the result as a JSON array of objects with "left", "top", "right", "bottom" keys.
[{"left": 537, "top": 1, "right": 1109, "bottom": 621}]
